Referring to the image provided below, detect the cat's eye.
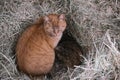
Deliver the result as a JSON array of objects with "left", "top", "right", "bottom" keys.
[{"left": 61, "top": 26, "right": 64, "bottom": 27}]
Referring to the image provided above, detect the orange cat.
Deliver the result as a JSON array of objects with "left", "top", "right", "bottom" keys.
[{"left": 16, "top": 14, "right": 67, "bottom": 76}]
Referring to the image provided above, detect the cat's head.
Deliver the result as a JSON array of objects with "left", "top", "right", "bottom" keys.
[{"left": 43, "top": 14, "right": 66, "bottom": 37}]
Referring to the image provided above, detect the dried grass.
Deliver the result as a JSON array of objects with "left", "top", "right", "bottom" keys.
[
  {"left": 69, "top": 30, "right": 120, "bottom": 80},
  {"left": 0, "top": 0, "right": 120, "bottom": 80}
]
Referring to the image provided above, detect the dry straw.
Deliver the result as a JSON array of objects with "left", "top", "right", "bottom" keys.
[{"left": 0, "top": 0, "right": 120, "bottom": 80}]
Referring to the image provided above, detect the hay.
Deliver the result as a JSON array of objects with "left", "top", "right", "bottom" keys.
[{"left": 0, "top": 0, "right": 120, "bottom": 80}]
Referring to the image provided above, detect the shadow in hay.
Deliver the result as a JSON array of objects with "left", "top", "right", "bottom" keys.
[{"left": 47, "top": 29, "right": 89, "bottom": 79}]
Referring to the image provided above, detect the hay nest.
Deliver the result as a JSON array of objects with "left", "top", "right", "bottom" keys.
[{"left": 0, "top": 0, "right": 120, "bottom": 80}]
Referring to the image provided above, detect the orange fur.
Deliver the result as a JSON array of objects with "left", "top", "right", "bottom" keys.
[{"left": 16, "top": 14, "right": 66, "bottom": 75}]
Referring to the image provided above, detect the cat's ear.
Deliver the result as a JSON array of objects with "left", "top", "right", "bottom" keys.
[
  {"left": 44, "top": 16, "right": 49, "bottom": 22},
  {"left": 59, "top": 14, "right": 65, "bottom": 20}
]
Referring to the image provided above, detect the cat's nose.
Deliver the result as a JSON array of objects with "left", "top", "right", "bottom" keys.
[{"left": 54, "top": 29, "right": 59, "bottom": 34}]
